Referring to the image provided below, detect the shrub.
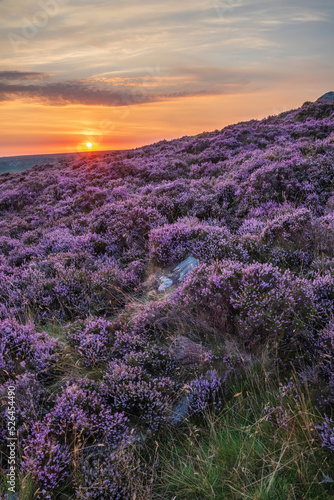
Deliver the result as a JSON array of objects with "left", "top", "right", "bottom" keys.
[
  {"left": 149, "top": 221, "right": 231, "bottom": 266},
  {"left": 0, "top": 319, "right": 59, "bottom": 380},
  {"left": 188, "top": 369, "right": 227, "bottom": 416},
  {"left": 22, "top": 421, "right": 70, "bottom": 499},
  {"left": 49, "top": 378, "right": 130, "bottom": 447},
  {"left": 173, "top": 260, "right": 315, "bottom": 351},
  {"left": 102, "top": 361, "right": 176, "bottom": 429},
  {"left": 316, "top": 415, "right": 334, "bottom": 453}
]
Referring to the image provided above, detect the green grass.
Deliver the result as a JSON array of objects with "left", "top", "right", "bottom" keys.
[
  {"left": 0, "top": 472, "right": 39, "bottom": 500},
  {"left": 154, "top": 363, "right": 334, "bottom": 499}
]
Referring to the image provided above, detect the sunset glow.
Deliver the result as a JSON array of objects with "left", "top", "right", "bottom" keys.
[{"left": 86, "top": 142, "right": 93, "bottom": 149}]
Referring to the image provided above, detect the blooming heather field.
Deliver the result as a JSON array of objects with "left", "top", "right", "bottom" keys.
[{"left": 1, "top": 99, "right": 334, "bottom": 499}]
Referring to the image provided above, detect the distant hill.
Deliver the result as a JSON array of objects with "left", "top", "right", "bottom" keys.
[
  {"left": 0, "top": 151, "right": 116, "bottom": 175},
  {"left": 0, "top": 152, "right": 77, "bottom": 175}
]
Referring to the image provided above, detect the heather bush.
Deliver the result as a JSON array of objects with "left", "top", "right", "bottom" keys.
[
  {"left": 130, "top": 299, "right": 174, "bottom": 341},
  {"left": 231, "top": 262, "right": 314, "bottom": 349},
  {"left": 102, "top": 361, "right": 176, "bottom": 429},
  {"left": 316, "top": 415, "right": 334, "bottom": 453},
  {"left": 313, "top": 213, "right": 334, "bottom": 255},
  {"left": 49, "top": 378, "right": 130, "bottom": 447},
  {"left": 16, "top": 379, "right": 132, "bottom": 497},
  {"left": 65, "top": 316, "right": 154, "bottom": 366},
  {"left": 173, "top": 260, "right": 315, "bottom": 351},
  {"left": 45, "top": 259, "right": 142, "bottom": 319},
  {"left": 261, "top": 207, "right": 314, "bottom": 251},
  {"left": 123, "top": 345, "right": 176, "bottom": 377},
  {"left": 188, "top": 369, "right": 227, "bottom": 417},
  {"left": 315, "top": 320, "right": 334, "bottom": 386},
  {"left": 0, "top": 319, "right": 60, "bottom": 381},
  {"left": 65, "top": 317, "right": 115, "bottom": 366},
  {"left": 0, "top": 263, "right": 53, "bottom": 320},
  {"left": 237, "top": 217, "right": 265, "bottom": 235},
  {"left": 90, "top": 259, "right": 144, "bottom": 311},
  {"left": 22, "top": 420, "right": 71, "bottom": 499},
  {"left": 0, "top": 373, "right": 44, "bottom": 421},
  {"left": 75, "top": 445, "right": 154, "bottom": 500},
  {"left": 312, "top": 272, "right": 334, "bottom": 324},
  {"left": 112, "top": 328, "right": 147, "bottom": 358}
]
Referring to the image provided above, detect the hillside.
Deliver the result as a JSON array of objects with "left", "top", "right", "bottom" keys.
[{"left": 1, "top": 99, "right": 334, "bottom": 499}]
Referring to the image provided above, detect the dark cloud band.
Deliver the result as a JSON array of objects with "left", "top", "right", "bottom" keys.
[{"left": 0, "top": 71, "right": 49, "bottom": 80}]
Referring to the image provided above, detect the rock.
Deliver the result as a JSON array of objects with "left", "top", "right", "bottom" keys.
[
  {"left": 174, "top": 256, "right": 199, "bottom": 281},
  {"left": 325, "top": 195, "right": 334, "bottom": 214},
  {"left": 317, "top": 91, "right": 334, "bottom": 102},
  {"left": 169, "top": 391, "right": 193, "bottom": 425},
  {"left": 158, "top": 276, "right": 173, "bottom": 292},
  {"left": 170, "top": 336, "right": 209, "bottom": 365},
  {"left": 125, "top": 430, "right": 148, "bottom": 448},
  {"left": 156, "top": 256, "right": 198, "bottom": 293}
]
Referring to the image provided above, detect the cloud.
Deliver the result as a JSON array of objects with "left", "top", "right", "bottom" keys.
[
  {"left": 0, "top": 80, "right": 151, "bottom": 106},
  {"left": 0, "top": 65, "right": 279, "bottom": 107},
  {"left": 290, "top": 13, "right": 327, "bottom": 22},
  {"left": 0, "top": 71, "right": 49, "bottom": 80},
  {"left": 0, "top": 0, "right": 333, "bottom": 109}
]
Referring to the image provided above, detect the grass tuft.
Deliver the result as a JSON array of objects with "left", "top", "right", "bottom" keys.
[{"left": 154, "top": 362, "right": 334, "bottom": 499}]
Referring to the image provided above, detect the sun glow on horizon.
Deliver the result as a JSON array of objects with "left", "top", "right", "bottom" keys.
[{"left": 86, "top": 142, "right": 93, "bottom": 148}]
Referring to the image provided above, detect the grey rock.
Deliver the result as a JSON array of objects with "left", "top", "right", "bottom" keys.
[
  {"left": 325, "top": 195, "right": 334, "bottom": 214},
  {"left": 156, "top": 256, "right": 198, "bottom": 293},
  {"left": 317, "top": 91, "right": 334, "bottom": 102},
  {"left": 170, "top": 335, "right": 209, "bottom": 365},
  {"left": 169, "top": 392, "right": 193, "bottom": 425},
  {"left": 158, "top": 276, "right": 173, "bottom": 292},
  {"left": 174, "top": 256, "right": 199, "bottom": 281},
  {"left": 126, "top": 431, "right": 148, "bottom": 447}
]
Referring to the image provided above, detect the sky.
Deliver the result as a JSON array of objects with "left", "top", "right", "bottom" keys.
[{"left": 0, "top": 0, "right": 333, "bottom": 156}]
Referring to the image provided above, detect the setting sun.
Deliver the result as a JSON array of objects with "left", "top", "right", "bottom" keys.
[{"left": 86, "top": 142, "right": 93, "bottom": 148}]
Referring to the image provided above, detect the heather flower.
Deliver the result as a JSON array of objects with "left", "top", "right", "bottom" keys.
[
  {"left": 149, "top": 220, "right": 231, "bottom": 266},
  {"left": 188, "top": 370, "right": 227, "bottom": 416},
  {"left": 102, "top": 361, "right": 176, "bottom": 429},
  {"left": 49, "top": 378, "right": 130, "bottom": 447},
  {"left": 65, "top": 317, "right": 115, "bottom": 366},
  {"left": 0, "top": 373, "right": 45, "bottom": 448},
  {"left": 0, "top": 319, "right": 60, "bottom": 380},
  {"left": 75, "top": 446, "right": 152, "bottom": 500},
  {"left": 316, "top": 415, "right": 334, "bottom": 453},
  {"left": 22, "top": 420, "right": 70, "bottom": 499}
]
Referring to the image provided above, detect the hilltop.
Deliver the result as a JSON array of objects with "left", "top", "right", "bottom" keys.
[{"left": 0, "top": 98, "right": 334, "bottom": 499}]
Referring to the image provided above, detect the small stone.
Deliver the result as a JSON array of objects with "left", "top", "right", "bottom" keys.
[
  {"left": 158, "top": 276, "right": 173, "bottom": 292},
  {"left": 174, "top": 256, "right": 199, "bottom": 281},
  {"left": 171, "top": 336, "right": 208, "bottom": 365},
  {"left": 325, "top": 195, "right": 334, "bottom": 214},
  {"left": 170, "top": 392, "right": 193, "bottom": 425},
  {"left": 126, "top": 431, "right": 147, "bottom": 447}
]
